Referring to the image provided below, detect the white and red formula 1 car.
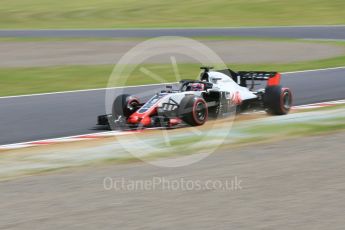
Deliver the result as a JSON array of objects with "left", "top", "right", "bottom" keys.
[{"left": 98, "top": 67, "right": 292, "bottom": 129}]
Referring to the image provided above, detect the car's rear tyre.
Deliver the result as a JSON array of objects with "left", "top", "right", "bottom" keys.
[
  {"left": 179, "top": 95, "right": 208, "bottom": 126},
  {"left": 264, "top": 86, "right": 292, "bottom": 115}
]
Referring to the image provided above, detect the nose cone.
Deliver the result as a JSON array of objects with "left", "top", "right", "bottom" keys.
[
  {"left": 140, "top": 116, "right": 152, "bottom": 126},
  {"left": 127, "top": 115, "right": 141, "bottom": 124},
  {"left": 127, "top": 111, "right": 152, "bottom": 127}
]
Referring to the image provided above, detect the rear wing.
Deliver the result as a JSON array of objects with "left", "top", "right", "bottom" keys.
[
  {"left": 238, "top": 71, "right": 281, "bottom": 87},
  {"left": 218, "top": 69, "right": 281, "bottom": 88}
]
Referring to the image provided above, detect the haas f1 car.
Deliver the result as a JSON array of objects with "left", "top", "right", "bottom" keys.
[{"left": 98, "top": 67, "right": 292, "bottom": 129}]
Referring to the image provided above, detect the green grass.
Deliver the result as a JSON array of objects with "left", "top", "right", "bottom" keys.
[
  {"left": 0, "top": 65, "right": 112, "bottom": 96},
  {"left": 243, "top": 117, "right": 345, "bottom": 137},
  {"left": 0, "top": 0, "right": 344, "bottom": 28},
  {"left": 1, "top": 54, "right": 345, "bottom": 96},
  {"left": 142, "top": 108, "right": 345, "bottom": 160},
  {"left": 221, "top": 116, "right": 345, "bottom": 147}
]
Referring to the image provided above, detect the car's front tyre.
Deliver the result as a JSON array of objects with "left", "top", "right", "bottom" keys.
[
  {"left": 110, "top": 94, "right": 140, "bottom": 129},
  {"left": 178, "top": 95, "right": 208, "bottom": 126}
]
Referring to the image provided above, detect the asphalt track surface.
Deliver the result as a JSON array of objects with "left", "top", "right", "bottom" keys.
[
  {"left": 0, "top": 26, "right": 345, "bottom": 39},
  {"left": 0, "top": 68, "right": 344, "bottom": 145}
]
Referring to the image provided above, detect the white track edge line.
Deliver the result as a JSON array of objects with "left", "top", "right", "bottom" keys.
[
  {"left": 0, "top": 131, "right": 135, "bottom": 149},
  {"left": 0, "top": 82, "right": 171, "bottom": 99}
]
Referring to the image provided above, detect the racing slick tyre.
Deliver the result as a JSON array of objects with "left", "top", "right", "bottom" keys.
[
  {"left": 178, "top": 95, "right": 208, "bottom": 126},
  {"left": 110, "top": 94, "right": 139, "bottom": 129},
  {"left": 264, "top": 86, "right": 292, "bottom": 115}
]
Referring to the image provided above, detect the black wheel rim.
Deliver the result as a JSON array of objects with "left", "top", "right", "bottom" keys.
[
  {"left": 196, "top": 101, "right": 206, "bottom": 121},
  {"left": 127, "top": 101, "right": 138, "bottom": 111},
  {"left": 282, "top": 91, "right": 291, "bottom": 110}
]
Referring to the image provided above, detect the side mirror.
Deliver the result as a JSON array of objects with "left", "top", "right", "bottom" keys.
[{"left": 212, "top": 77, "right": 222, "bottom": 84}]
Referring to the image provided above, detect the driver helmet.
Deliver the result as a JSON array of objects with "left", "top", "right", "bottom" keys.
[{"left": 190, "top": 83, "right": 204, "bottom": 91}]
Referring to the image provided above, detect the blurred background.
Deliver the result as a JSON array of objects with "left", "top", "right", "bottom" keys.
[
  {"left": 0, "top": 0, "right": 344, "bottom": 96},
  {"left": 1, "top": 0, "right": 344, "bottom": 28},
  {"left": 0, "top": 1, "right": 345, "bottom": 229}
]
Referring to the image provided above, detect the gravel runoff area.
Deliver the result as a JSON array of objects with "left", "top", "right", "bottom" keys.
[
  {"left": 0, "top": 40, "right": 344, "bottom": 67},
  {"left": 0, "top": 132, "right": 344, "bottom": 229}
]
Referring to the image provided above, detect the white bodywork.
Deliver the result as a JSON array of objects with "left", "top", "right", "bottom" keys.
[
  {"left": 152, "top": 71, "right": 257, "bottom": 108},
  {"left": 207, "top": 71, "right": 257, "bottom": 100}
]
